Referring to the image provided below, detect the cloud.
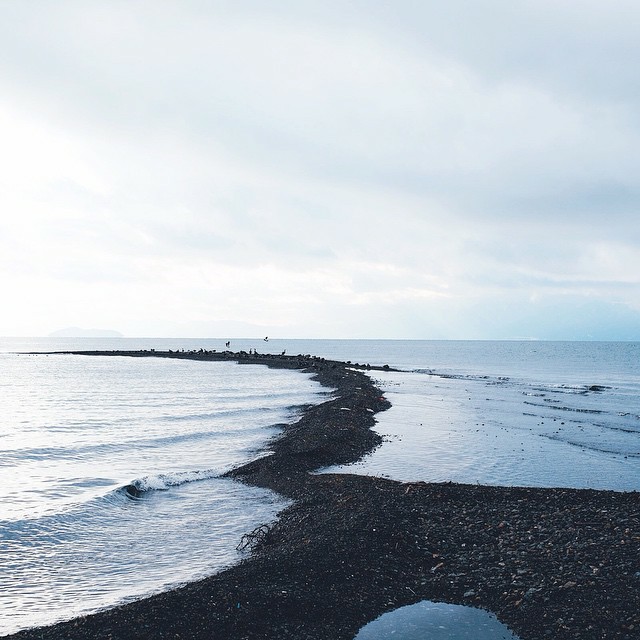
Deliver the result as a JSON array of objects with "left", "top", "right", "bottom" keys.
[{"left": 0, "top": 1, "right": 638, "bottom": 338}]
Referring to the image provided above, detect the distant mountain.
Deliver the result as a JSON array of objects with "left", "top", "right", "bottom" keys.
[{"left": 48, "top": 327, "right": 124, "bottom": 338}]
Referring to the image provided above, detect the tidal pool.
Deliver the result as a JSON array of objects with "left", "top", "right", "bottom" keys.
[{"left": 354, "top": 600, "right": 520, "bottom": 640}]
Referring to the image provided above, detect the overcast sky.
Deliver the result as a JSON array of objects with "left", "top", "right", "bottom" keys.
[{"left": 1, "top": 1, "right": 639, "bottom": 339}]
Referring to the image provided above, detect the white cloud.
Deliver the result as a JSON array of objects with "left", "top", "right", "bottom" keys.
[{"left": 0, "top": 1, "right": 638, "bottom": 338}]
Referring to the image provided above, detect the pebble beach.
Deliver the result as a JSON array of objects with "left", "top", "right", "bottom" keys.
[{"left": 4, "top": 350, "right": 639, "bottom": 640}]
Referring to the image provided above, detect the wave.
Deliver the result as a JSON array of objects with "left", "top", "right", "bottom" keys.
[
  {"left": 1, "top": 468, "right": 228, "bottom": 532},
  {"left": 0, "top": 441, "right": 125, "bottom": 462},
  {"left": 1, "top": 422, "right": 275, "bottom": 463},
  {"left": 413, "top": 369, "right": 510, "bottom": 383},
  {"left": 591, "top": 422, "right": 640, "bottom": 435},
  {"left": 120, "top": 469, "right": 221, "bottom": 498},
  {"left": 413, "top": 368, "right": 612, "bottom": 395},
  {"left": 539, "top": 433, "right": 640, "bottom": 458},
  {"left": 530, "top": 384, "right": 612, "bottom": 395},
  {"left": 157, "top": 403, "right": 299, "bottom": 423},
  {"left": 618, "top": 411, "right": 640, "bottom": 421},
  {"left": 522, "top": 401, "right": 604, "bottom": 414}
]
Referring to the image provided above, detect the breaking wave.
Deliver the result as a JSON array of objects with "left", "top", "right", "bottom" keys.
[{"left": 121, "top": 469, "right": 220, "bottom": 497}]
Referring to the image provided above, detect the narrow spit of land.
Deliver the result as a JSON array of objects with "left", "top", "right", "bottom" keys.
[{"left": 5, "top": 350, "right": 639, "bottom": 640}]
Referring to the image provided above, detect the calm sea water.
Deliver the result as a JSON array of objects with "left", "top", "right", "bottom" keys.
[
  {"left": 0, "top": 338, "right": 638, "bottom": 636},
  {"left": 322, "top": 341, "right": 640, "bottom": 490}
]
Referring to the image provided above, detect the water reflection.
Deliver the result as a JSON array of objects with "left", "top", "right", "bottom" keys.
[{"left": 354, "top": 600, "right": 520, "bottom": 640}]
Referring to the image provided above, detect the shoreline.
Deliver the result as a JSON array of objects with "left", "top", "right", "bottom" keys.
[{"left": 4, "top": 351, "right": 639, "bottom": 639}]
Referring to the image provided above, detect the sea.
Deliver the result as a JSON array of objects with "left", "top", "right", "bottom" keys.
[{"left": 0, "top": 337, "right": 638, "bottom": 637}]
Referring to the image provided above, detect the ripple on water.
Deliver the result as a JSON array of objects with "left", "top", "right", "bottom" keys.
[{"left": 0, "top": 477, "right": 290, "bottom": 636}]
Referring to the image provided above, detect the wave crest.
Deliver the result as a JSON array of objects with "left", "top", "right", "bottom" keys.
[{"left": 122, "top": 469, "right": 220, "bottom": 498}]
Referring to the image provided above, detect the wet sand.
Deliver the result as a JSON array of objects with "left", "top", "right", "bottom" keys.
[{"left": 5, "top": 351, "right": 639, "bottom": 639}]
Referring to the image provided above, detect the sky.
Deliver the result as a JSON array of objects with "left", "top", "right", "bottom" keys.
[{"left": 0, "top": 1, "right": 639, "bottom": 340}]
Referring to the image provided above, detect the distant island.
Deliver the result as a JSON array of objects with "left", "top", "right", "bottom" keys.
[{"left": 48, "top": 327, "right": 124, "bottom": 338}]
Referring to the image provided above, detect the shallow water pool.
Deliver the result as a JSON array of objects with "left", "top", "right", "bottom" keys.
[{"left": 354, "top": 600, "right": 520, "bottom": 640}]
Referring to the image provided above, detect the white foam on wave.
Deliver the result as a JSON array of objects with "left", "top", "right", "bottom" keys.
[
  {"left": 129, "top": 469, "right": 220, "bottom": 493},
  {"left": 0, "top": 476, "right": 290, "bottom": 636}
]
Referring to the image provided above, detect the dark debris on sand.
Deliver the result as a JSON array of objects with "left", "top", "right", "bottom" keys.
[{"left": 5, "top": 351, "right": 640, "bottom": 640}]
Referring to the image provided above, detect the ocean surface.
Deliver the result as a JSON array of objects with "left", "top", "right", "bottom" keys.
[
  {"left": 1, "top": 338, "right": 638, "bottom": 636},
  {"left": 322, "top": 341, "right": 640, "bottom": 490}
]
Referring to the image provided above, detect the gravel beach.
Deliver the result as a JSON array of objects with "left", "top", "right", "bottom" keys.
[{"left": 5, "top": 351, "right": 639, "bottom": 640}]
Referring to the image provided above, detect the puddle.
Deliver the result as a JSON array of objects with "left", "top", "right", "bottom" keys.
[{"left": 354, "top": 600, "right": 520, "bottom": 639}]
